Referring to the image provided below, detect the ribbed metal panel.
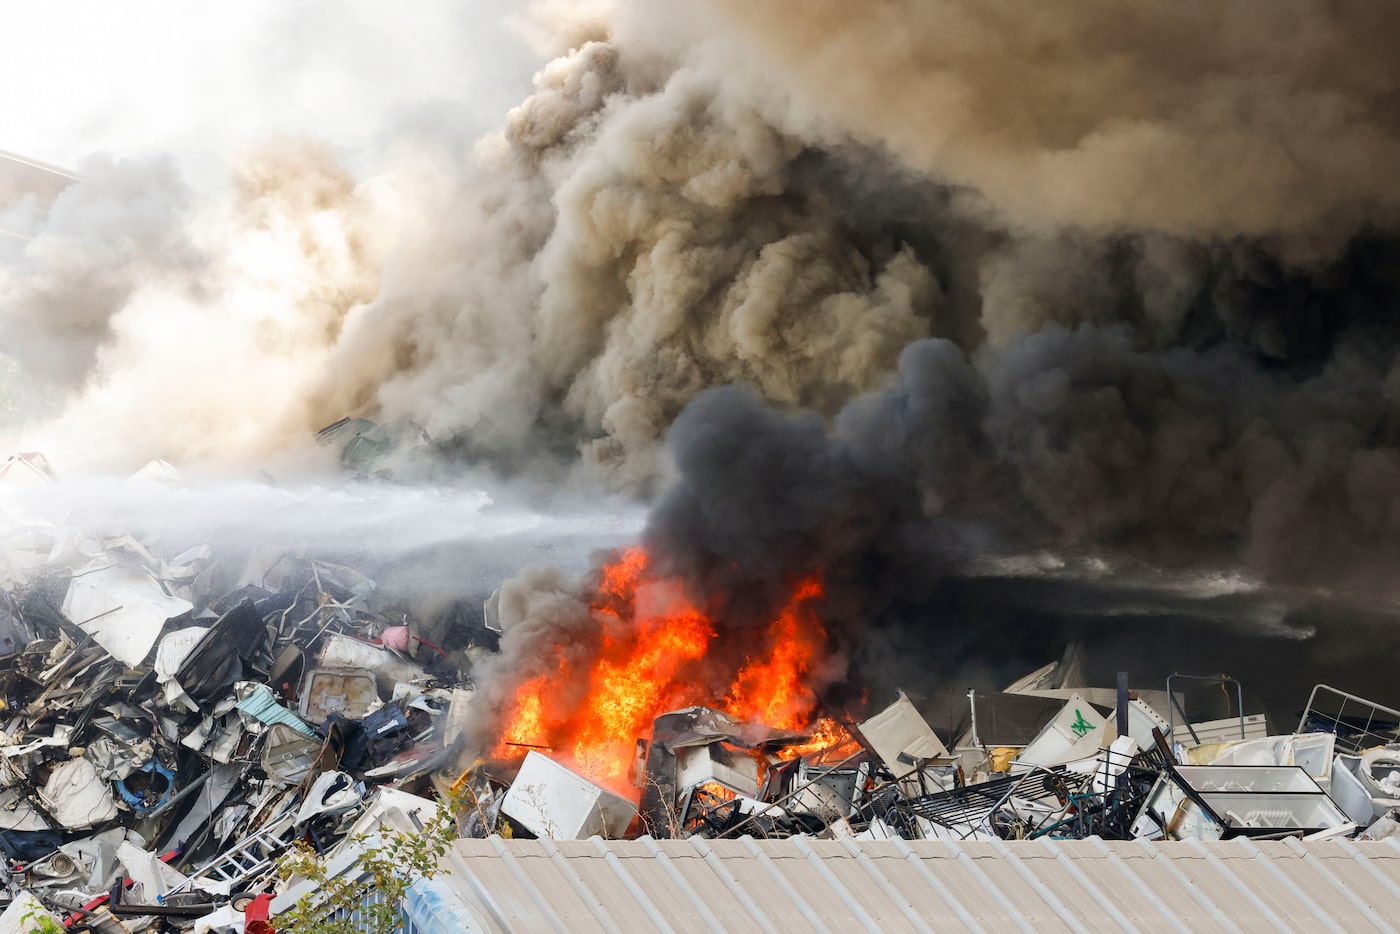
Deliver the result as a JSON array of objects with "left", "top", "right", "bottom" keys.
[
  {"left": 0, "top": 150, "right": 74, "bottom": 213},
  {"left": 419, "top": 836, "right": 1400, "bottom": 933}
]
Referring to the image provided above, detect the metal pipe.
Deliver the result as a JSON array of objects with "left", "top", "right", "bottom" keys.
[
  {"left": 1116, "top": 671, "right": 1129, "bottom": 737},
  {"left": 146, "top": 766, "right": 217, "bottom": 819}
]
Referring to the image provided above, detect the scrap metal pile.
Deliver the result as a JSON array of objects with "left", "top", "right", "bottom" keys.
[
  {"left": 5, "top": 449, "right": 1400, "bottom": 931},
  {"left": 0, "top": 453, "right": 475, "bottom": 932},
  {"left": 479, "top": 670, "right": 1400, "bottom": 851}
]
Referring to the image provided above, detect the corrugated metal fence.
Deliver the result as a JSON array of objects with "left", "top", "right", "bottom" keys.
[{"left": 402, "top": 835, "right": 1400, "bottom": 933}]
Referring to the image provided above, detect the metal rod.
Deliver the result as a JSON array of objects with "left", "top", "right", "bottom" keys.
[
  {"left": 1116, "top": 671, "right": 1129, "bottom": 737},
  {"left": 1166, "top": 672, "right": 1247, "bottom": 742},
  {"left": 72, "top": 605, "right": 124, "bottom": 627},
  {"left": 1168, "top": 691, "right": 1201, "bottom": 745},
  {"left": 146, "top": 765, "right": 219, "bottom": 819}
]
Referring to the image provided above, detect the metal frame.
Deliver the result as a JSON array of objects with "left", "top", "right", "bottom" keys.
[
  {"left": 897, "top": 765, "right": 1089, "bottom": 838},
  {"left": 684, "top": 749, "right": 867, "bottom": 839},
  {"left": 1137, "top": 763, "right": 1352, "bottom": 840},
  {"left": 1296, "top": 683, "right": 1400, "bottom": 753},
  {"left": 1166, "top": 673, "right": 1246, "bottom": 744}
]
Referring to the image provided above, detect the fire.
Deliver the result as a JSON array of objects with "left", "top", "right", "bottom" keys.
[
  {"left": 724, "top": 577, "right": 824, "bottom": 730},
  {"left": 492, "top": 548, "right": 717, "bottom": 791},
  {"left": 492, "top": 546, "right": 849, "bottom": 797},
  {"left": 496, "top": 676, "right": 548, "bottom": 750},
  {"left": 568, "top": 569, "right": 714, "bottom": 782},
  {"left": 776, "top": 716, "right": 864, "bottom": 763}
]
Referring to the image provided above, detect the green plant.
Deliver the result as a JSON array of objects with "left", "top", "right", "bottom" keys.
[
  {"left": 20, "top": 904, "right": 64, "bottom": 934},
  {"left": 274, "top": 792, "right": 461, "bottom": 934}
]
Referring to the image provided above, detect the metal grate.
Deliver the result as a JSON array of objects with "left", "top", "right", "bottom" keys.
[
  {"left": 896, "top": 766, "right": 1088, "bottom": 834},
  {"left": 1296, "top": 684, "right": 1400, "bottom": 754}
]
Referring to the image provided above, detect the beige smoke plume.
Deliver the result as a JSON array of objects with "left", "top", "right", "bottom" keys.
[
  {"left": 695, "top": 0, "right": 1400, "bottom": 239},
  {"left": 4, "top": 14, "right": 942, "bottom": 486},
  {"left": 310, "top": 36, "right": 940, "bottom": 490}
]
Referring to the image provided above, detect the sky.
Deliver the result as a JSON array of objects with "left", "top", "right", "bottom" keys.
[{"left": 0, "top": 0, "right": 539, "bottom": 185}]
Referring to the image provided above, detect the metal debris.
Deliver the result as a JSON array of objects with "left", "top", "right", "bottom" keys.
[{"left": 0, "top": 451, "right": 477, "bottom": 931}]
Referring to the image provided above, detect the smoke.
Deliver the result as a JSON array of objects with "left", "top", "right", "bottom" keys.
[
  {"left": 1, "top": 142, "right": 391, "bottom": 467},
  {"left": 5, "top": 12, "right": 945, "bottom": 487},
  {"left": 692, "top": 0, "right": 1400, "bottom": 240},
  {"left": 7, "top": 2, "right": 1400, "bottom": 481},
  {"left": 0, "top": 155, "right": 203, "bottom": 388},
  {"left": 543, "top": 313, "right": 1400, "bottom": 726},
  {"left": 0, "top": 1, "right": 541, "bottom": 185},
  {"left": 6, "top": 2, "right": 1400, "bottom": 727},
  {"left": 307, "top": 38, "right": 942, "bottom": 492}
]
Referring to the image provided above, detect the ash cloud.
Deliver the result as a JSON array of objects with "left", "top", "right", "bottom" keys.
[
  {"left": 692, "top": 0, "right": 1400, "bottom": 240},
  {"left": 5, "top": 2, "right": 1400, "bottom": 728}
]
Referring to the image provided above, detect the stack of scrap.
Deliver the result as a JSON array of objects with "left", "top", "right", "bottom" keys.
[{"left": 0, "top": 454, "right": 475, "bottom": 931}]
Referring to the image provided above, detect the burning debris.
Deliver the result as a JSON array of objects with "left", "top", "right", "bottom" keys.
[
  {"left": 462, "top": 524, "right": 1400, "bottom": 856},
  {"left": 484, "top": 546, "right": 841, "bottom": 796}
]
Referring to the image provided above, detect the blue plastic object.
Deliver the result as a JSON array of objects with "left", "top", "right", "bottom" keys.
[{"left": 115, "top": 759, "right": 176, "bottom": 812}]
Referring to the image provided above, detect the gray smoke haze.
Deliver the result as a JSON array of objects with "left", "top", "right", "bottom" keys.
[
  {"left": 0, "top": 155, "right": 202, "bottom": 386},
  {"left": 5, "top": 2, "right": 1400, "bottom": 729}
]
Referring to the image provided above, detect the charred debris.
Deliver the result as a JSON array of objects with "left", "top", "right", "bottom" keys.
[{"left": 1, "top": 446, "right": 1400, "bottom": 932}]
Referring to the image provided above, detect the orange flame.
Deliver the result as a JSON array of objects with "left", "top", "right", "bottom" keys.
[
  {"left": 775, "top": 716, "right": 864, "bottom": 763},
  {"left": 725, "top": 577, "right": 825, "bottom": 730},
  {"left": 496, "top": 676, "right": 549, "bottom": 750},
  {"left": 570, "top": 571, "right": 714, "bottom": 784},
  {"left": 492, "top": 547, "right": 848, "bottom": 797}
]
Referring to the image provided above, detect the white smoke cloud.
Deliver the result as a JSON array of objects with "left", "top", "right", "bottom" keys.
[
  {"left": 0, "top": 0, "right": 539, "bottom": 184},
  {"left": 1, "top": 142, "right": 395, "bottom": 470},
  {"left": 0, "top": 1, "right": 540, "bottom": 470}
]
